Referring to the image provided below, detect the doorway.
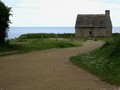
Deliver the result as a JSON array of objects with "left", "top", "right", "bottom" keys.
[{"left": 89, "top": 31, "right": 92, "bottom": 35}]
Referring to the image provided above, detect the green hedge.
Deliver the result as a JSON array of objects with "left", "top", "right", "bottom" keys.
[{"left": 18, "top": 33, "right": 75, "bottom": 39}]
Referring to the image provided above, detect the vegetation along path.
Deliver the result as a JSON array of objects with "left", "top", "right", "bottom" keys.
[{"left": 0, "top": 40, "right": 118, "bottom": 90}]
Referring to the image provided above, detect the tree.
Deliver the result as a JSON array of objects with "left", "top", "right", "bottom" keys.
[{"left": 0, "top": 1, "right": 11, "bottom": 44}]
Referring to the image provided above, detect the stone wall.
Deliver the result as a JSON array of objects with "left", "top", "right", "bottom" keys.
[
  {"left": 106, "top": 15, "right": 112, "bottom": 36},
  {"left": 75, "top": 27, "right": 111, "bottom": 37}
]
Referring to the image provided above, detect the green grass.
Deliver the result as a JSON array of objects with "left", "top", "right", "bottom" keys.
[
  {"left": 70, "top": 36, "right": 120, "bottom": 86},
  {"left": 0, "top": 38, "right": 79, "bottom": 56},
  {"left": 0, "top": 44, "right": 18, "bottom": 53},
  {"left": 16, "top": 39, "right": 78, "bottom": 51}
]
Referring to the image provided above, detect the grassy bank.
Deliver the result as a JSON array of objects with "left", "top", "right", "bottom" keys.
[
  {"left": 0, "top": 38, "right": 79, "bottom": 56},
  {"left": 70, "top": 36, "right": 120, "bottom": 86}
]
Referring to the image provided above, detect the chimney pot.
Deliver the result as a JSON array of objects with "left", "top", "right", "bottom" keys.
[{"left": 105, "top": 10, "right": 110, "bottom": 16}]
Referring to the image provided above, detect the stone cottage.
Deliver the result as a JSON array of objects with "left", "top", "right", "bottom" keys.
[{"left": 75, "top": 10, "right": 112, "bottom": 37}]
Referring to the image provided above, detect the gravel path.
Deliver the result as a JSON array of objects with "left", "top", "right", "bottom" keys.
[{"left": 0, "top": 40, "right": 118, "bottom": 90}]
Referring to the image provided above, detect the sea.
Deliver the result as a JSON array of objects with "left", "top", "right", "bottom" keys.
[{"left": 8, "top": 27, "right": 120, "bottom": 39}]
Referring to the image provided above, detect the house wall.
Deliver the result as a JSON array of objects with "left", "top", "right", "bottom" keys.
[{"left": 75, "top": 27, "right": 111, "bottom": 37}]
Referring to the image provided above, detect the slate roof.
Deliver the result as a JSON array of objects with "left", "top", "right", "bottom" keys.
[{"left": 75, "top": 14, "right": 107, "bottom": 28}]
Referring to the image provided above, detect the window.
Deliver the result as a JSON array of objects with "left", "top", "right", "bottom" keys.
[{"left": 89, "top": 31, "right": 92, "bottom": 35}]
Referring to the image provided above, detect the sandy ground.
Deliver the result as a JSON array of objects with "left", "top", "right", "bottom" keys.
[{"left": 0, "top": 40, "right": 118, "bottom": 90}]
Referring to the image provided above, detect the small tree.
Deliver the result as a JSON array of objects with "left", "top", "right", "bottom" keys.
[{"left": 0, "top": 1, "right": 11, "bottom": 44}]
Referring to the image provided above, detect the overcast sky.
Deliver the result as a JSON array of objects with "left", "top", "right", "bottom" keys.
[{"left": 2, "top": 0, "right": 120, "bottom": 27}]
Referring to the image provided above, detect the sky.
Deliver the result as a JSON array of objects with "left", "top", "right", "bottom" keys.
[{"left": 2, "top": 0, "right": 120, "bottom": 27}]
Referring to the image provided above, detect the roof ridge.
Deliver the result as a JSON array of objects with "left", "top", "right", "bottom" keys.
[{"left": 78, "top": 14, "right": 105, "bottom": 16}]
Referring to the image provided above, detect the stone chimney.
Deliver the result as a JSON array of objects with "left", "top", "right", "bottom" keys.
[{"left": 105, "top": 10, "right": 110, "bottom": 16}]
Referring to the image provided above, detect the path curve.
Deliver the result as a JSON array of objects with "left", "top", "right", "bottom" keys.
[{"left": 0, "top": 40, "right": 118, "bottom": 90}]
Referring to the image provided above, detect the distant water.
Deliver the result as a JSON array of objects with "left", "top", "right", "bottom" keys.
[
  {"left": 113, "top": 27, "right": 120, "bottom": 33},
  {"left": 8, "top": 27, "right": 74, "bottom": 39},
  {"left": 8, "top": 27, "right": 120, "bottom": 39}
]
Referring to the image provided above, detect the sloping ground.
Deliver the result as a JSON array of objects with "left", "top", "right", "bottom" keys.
[{"left": 0, "top": 40, "right": 118, "bottom": 90}]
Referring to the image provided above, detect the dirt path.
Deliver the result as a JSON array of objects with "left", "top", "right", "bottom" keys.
[{"left": 0, "top": 40, "right": 118, "bottom": 90}]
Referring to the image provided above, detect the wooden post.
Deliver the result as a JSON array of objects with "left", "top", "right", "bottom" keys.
[
  {"left": 21, "top": 37, "right": 23, "bottom": 42},
  {"left": 24, "top": 36, "right": 27, "bottom": 42},
  {"left": 56, "top": 35, "right": 58, "bottom": 41},
  {"left": 84, "top": 36, "right": 87, "bottom": 41},
  {"left": 71, "top": 35, "right": 73, "bottom": 41},
  {"left": 41, "top": 36, "right": 43, "bottom": 42},
  {"left": 94, "top": 36, "right": 97, "bottom": 41}
]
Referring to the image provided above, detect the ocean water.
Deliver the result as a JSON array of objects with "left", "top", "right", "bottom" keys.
[
  {"left": 8, "top": 27, "right": 120, "bottom": 39},
  {"left": 8, "top": 27, "right": 75, "bottom": 39}
]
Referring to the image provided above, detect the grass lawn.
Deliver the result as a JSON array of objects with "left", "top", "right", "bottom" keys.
[
  {"left": 70, "top": 36, "right": 120, "bottom": 86},
  {"left": 0, "top": 38, "right": 80, "bottom": 56}
]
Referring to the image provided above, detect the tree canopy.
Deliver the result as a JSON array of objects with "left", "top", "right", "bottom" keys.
[{"left": 0, "top": 0, "right": 11, "bottom": 44}]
